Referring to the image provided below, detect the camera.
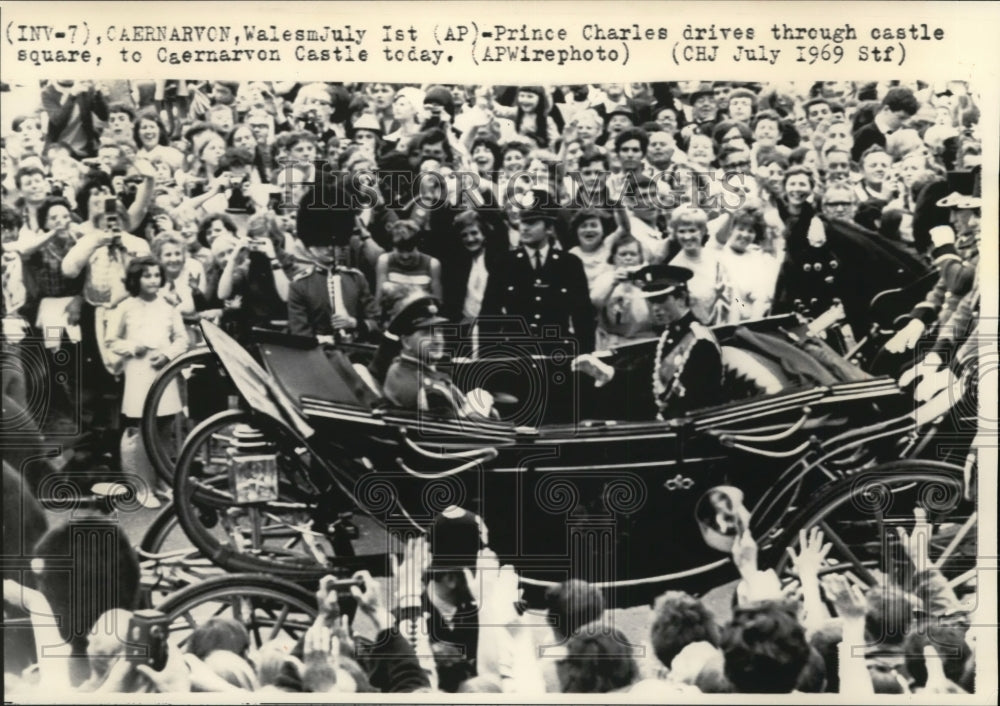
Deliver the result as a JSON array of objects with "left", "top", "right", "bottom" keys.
[
  {"left": 302, "top": 109, "right": 320, "bottom": 135},
  {"left": 316, "top": 575, "right": 364, "bottom": 623},
  {"left": 125, "top": 609, "right": 169, "bottom": 671},
  {"left": 225, "top": 175, "right": 252, "bottom": 214}
]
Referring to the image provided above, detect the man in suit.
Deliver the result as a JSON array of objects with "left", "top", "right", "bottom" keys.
[
  {"left": 573, "top": 265, "right": 723, "bottom": 419},
  {"left": 480, "top": 194, "right": 595, "bottom": 353}
]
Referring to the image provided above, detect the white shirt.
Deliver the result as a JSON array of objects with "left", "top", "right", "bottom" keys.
[
  {"left": 462, "top": 252, "right": 488, "bottom": 320},
  {"left": 523, "top": 243, "right": 549, "bottom": 270}
]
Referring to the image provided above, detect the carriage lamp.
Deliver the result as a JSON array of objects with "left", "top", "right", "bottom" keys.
[
  {"left": 225, "top": 425, "right": 279, "bottom": 505},
  {"left": 227, "top": 453, "right": 280, "bottom": 505}
]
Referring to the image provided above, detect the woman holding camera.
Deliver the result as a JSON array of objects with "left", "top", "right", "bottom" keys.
[{"left": 216, "top": 214, "right": 291, "bottom": 338}]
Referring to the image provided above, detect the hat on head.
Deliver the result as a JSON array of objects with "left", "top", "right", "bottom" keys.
[
  {"left": 429, "top": 505, "right": 487, "bottom": 571},
  {"left": 389, "top": 296, "right": 449, "bottom": 337},
  {"left": 351, "top": 113, "right": 383, "bottom": 138},
  {"left": 936, "top": 168, "right": 981, "bottom": 209},
  {"left": 633, "top": 264, "right": 694, "bottom": 299},
  {"left": 515, "top": 188, "right": 560, "bottom": 225},
  {"left": 687, "top": 83, "right": 716, "bottom": 104},
  {"left": 423, "top": 85, "right": 455, "bottom": 116},
  {"left": 605, "top": 106, "right": 637, "bottom": 124}
]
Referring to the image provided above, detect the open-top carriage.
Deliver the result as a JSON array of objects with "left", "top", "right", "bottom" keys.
[{"left": 156, "top": 314, "right": 978, "bottom": 612}]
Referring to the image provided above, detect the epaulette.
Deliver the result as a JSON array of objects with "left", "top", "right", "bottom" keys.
[{"left": 292, "top": 267, "right": 317, "bottom": 282}]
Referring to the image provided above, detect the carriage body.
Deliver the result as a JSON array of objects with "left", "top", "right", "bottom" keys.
[{"left": 169, "top": 314, "right": 972, "bottom": 606}]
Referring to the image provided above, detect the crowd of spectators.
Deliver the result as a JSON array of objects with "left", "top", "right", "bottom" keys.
[
  {"left": 1, "top": 80, "right": 982, "bottom": 465},
  {"left": 3, "top": 501, "right": 977, "bottom": 696}
]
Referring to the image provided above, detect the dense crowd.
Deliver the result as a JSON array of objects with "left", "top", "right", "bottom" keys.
[
  {"left": 3, "top": 502, "right": 977, "bottom": 696},
  {"left": 0, "top": 78, "right": 983, "bottom": 696}
]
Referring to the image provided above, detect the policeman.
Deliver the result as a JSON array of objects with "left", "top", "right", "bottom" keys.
[
  {"left": 480, "top": 191, "right": 595, "bottom": 353},
  {"left": 382, "top": 297, "right": 495, "bottom": 419},
  {"left": 574, "top": 264, "right": 723, "bottom": 418},
  {"left": 286, "top": 226, "right": 379, "bottom": 343}
]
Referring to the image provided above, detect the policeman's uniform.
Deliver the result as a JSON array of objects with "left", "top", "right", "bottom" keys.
[
  {"left": 382, "top": 298, "right": 470, "bottom": 419},
  {"left": 480, "top": 205, "right": 596, "bottom": 353},
  {"left": 286, "top": 264, "right": 378, "bottom": 341}
]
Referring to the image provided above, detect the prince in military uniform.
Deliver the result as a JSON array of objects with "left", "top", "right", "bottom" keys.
[
  {"left": 383, "top": 297, "right": 496, "bottom": 420},
  {"left": 480, "top": 194, "right": 595, "bottom": 353},
  {"left": 574, "top": 265, "right": 723, "bottom": 419},
  {"left": 286, "top": 226, "right": 379, "bottom": 342}
]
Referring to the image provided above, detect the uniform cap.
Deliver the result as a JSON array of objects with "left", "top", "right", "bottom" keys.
[
  {"left": 429, "top": 505, "right": 487, "bottom": 571},
  {"left": 515, "top": 188, "right": 560, "bottom": 224},
  {"left": 633, "top": 264, "right": 694, "bottom": 299},
  {"left": 389, "top": 296, "right": 449, "bottom": 336}
]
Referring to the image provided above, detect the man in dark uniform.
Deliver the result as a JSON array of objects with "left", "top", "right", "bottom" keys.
[
  {"left": 480, "top": 194, "right": 595, "bottom": 353},
  {"left": 286, "top": 226, "right": 379, "bottom": 343},
  {"left": 573, "top": 264, "right": 723, "bottom": 419},
  {"left": 382, "top": 298, "right": 495, "bottom": 419}
]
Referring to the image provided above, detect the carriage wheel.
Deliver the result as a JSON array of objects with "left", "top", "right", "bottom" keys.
[
  {"left": 172, "top": 409, "right": 347, "bottom": 576},
  {"left": 771, "top": 460, "right": 976, "bottom": 610},
  {"left": 136, "top": 501, "right": 226, "bottom": 609},
  {"left": 141, "top": 348, "right": 233, "bottom": 484},
  {"left": 156, "top": 573, "right": 317, "bottom": 652}
]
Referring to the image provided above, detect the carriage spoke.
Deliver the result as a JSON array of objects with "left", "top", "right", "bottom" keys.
[
  {"left": 947, "top": 568, "right": 976, "bottom": 590},
  {"left": 933, "top": 512, "right": 976, "bottom": 571},
  {"left": 819, "top": 520, "right": 876, "bottom": 585},
  {"left": 267, "top": 605, "right": 292, "bottom": 642}
]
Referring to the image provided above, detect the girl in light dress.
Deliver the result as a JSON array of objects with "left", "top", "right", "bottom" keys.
[{"left": 106, "top": 256, "right": 189, "bottom": 506}]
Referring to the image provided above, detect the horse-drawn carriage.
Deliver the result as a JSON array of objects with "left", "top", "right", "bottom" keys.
[{"left": 131, "top": 309, "right": 976, "bottom": 640}]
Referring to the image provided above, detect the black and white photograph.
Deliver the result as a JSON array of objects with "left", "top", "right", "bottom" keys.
[{"left": 1, "top": 1, "right": 996, "bottom": 701}]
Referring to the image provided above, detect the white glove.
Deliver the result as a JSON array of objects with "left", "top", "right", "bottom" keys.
[
  {"left": 571, "top": 354, "right": 616, "bottom": 387},
  {"left": 898, "top": 351, "right": 943, "bottom": 388},
  {"left": 462, "top": 388, "right": 495, "bottom": 419},
  {"left": 915, "top": 367, "right": 955, "bottom": 402},
  {"left": 884, "top": 319, "right": 925, "bottom": 354},
  {"left": 929, "top": 225, "right": 956, "bottom": 249}
]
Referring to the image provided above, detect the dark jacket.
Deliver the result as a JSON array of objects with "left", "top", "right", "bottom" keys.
[{"left": 480, "top": 245, "right": 596, "bottom": 353}]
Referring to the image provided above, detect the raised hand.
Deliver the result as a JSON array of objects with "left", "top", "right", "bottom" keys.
[
  {"left": 820, "top": 572, "right": 866, "bottom": 621},
  {"left": 896, "top": 507, "right": 932, "bottom": 570},
  {"left": 394, "top": 535, "right": 430, "bottom": 609},
  {"left": 785, "top": 527, "right": 832, "bottom": 582},
  {"left": 731, "top": 530, "right": 758, "bottom": 579}
]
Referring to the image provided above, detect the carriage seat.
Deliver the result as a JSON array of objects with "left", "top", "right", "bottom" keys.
[
  {"left": 258, "top": 341, "right": 382, "bottom": 411},
  {"left": 353, "top": 364, "right": 384, "bottom": 398},
  {"left": 720, "top": 345, "right": 791, "bottom": 399}
]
